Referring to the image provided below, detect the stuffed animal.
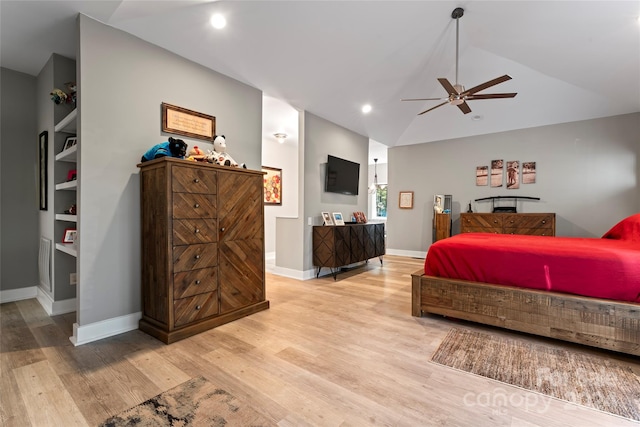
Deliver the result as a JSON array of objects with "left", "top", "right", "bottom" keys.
[
  {"left": 140, "top": 137, "right": 188, "bottom": 163},
  {"left": 206, "top": 135, "right": 246, "bottom": 168},
  {"left": 50, "top": 89, "right": 68, "bottom": 105},
  {"left": 186, "top": 145, "right": 206, "bottom": 162}
]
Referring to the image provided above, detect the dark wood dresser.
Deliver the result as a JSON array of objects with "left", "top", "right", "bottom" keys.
[
  {"left": 312, "top": 223, "right": 385, "bottom": 279},
  {"left": 138, "top": 157, "right": 268, "bottom": 343},
  {"left": 460, "top": 213, "right": 555, "bottom": 236}
]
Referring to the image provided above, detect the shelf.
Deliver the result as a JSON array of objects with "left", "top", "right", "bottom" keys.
[
  {"left": 56, "top": 214, "right": 77, "bottom": 222},
  {"left": 54, "top": 108, "right": 77, "bottom": 133},
  {"left": 56, "top": 180, "right": 77, "bottom": 190},
  {"left": 55, "top": 144, "right": 77, "bottom": 162},
  {"left": 56, "top": 243, "right": 77, "bottom": 257}
]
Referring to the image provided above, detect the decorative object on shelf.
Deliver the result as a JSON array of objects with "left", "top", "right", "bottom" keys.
[
  {"left": 399, "top": 191, "right": 414, "bottom": 209},
  {"left": 476, "top": 165, "right": 488, "bottom": 186},
  {"left": 467, "top": 201, "right": 473, "bottom": 213},
  {"left": 206, "top": 135, "right": 246, "bottom": 168},
  {"left": 39, "top": 131, "right": 48, "bottom": 210},
  {"left": 140, "top": 137, "right": 187, "bottom": 163},
  {"left": 62, "top": 228, "right": 77, "bottom": 243},
  {"left": 63, "top": 204, "right": 77, "bottom": 215},
  {"left": 332, "top": 212, "right": 345, "bottom": 226},
  {"left": 50, "top": 88, "right": 68, "bottom": 104},
  {"left": 62, "top": 136, "right": 77, "bottom": 152},
  {"left": 353, "top": 211, "right": 367, "bottom": 223},
  {"left": 262, "top": 166, "right": 282, "bottom": 205},
  {"left": 322, "top": 212, "right": 333, "bottom": 226},
  {"left": 162, "top": 102, "right": 215, "bottom": 142},
  {"left": 523, "top": 161, "right": 536, "bottom": 184},
  {"left": 66, "top": 169, "right": 77, "bottom": 181},
  {"left": 434, "top": 194, "right": 444, "bottom": 213}
]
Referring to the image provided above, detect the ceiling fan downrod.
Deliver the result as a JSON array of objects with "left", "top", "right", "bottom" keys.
[{"left": 452, "top": 7, "right": 464, "bottom": 91}]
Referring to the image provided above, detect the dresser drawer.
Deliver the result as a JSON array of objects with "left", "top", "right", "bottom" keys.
[
  {"left": 172, "top": 166, "right": 217, "bottom": 194},
  {"left": 503, "top": 214, "right": 554, "bottom": 229},
  {"left": 504, "top": 228, "right": 554, "bottom": 236},
  {"left": 460, "top": 226, "right": 502, "bottom": 234},
  {"left": 173, "top": 219, "right": 218, "bottom": 245},
  {"left": 174, "top": 291, "right": 219, "bottom": 327},
  {"left": 461, "top": 213, "right": 503, "bottom": 229},
  {"left": 173, "top": 243, "right": 218, "bottom": 272},
  {"left": 174, "top": 267, "right": 218, "bottom": 299},
  {"left": 173, "top": 193, "right": 216, "bottom": 218}
]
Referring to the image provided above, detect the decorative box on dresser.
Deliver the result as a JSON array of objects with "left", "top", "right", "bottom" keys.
[
  {"left": 138, "top": 157, "right": 269, "bottom": 344},
  {"left": 460, "top": 212, "right": 556, "bottom": 236}
]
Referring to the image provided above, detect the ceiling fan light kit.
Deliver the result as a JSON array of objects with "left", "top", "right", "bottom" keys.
[{"left": 402, "top": 7, "right": 517, "bottom": 116}]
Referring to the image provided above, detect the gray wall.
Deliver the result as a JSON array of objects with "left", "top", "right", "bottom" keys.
[
  {"left": 0, "top": 67, "right": 38, "bottom": 291},
  {"left": 302, "top": 112, "right": 369, "bottom": 271},
  {"left": 77, "top": 15, "right": 263, "bottom": 325},
  {"left": 387, "top": 113, "right": 640, "bottom": 255}
]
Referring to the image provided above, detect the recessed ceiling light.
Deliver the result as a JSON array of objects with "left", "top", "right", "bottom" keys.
[
  {"left": 362, "top": 104, "right": 372, "bottom": 114},
  {"left": 471, "top": 115, "right": 483, "bottom": 121},
  {"left": 210, "top": 13, "right": 227, "bottom": 29}
]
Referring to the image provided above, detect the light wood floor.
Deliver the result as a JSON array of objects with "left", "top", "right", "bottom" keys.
[{"left": 1, "top": 255, "right": 637, "bottom": 426}]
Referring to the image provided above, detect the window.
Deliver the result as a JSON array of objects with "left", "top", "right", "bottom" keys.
[{"left": 371, "top": 185, "right": 387, "bottom": 218}]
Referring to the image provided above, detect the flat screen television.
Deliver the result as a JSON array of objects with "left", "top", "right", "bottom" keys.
[{"left": 325, "top": 155, "right": 360, "bottom": 195}]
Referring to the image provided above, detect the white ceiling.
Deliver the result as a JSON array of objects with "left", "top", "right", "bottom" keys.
[{"left": 2, "top": 1, "right": 639, "bottom": 165}]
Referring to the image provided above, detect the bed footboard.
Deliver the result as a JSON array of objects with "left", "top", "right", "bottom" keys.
[{"left": 411, "top": 270, "right": 640, "bottom": 356}]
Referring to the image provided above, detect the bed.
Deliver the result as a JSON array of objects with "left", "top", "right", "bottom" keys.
[{"left": 412, "top": 213, "right": 640, "bottom": 356}]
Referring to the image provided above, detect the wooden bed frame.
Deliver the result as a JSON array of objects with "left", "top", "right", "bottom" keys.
[{"left": 411, "top": 271, "right": 640, "bottom": 356}]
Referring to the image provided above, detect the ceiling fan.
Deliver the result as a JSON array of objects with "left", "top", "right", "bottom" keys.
[{"left": 402, "top": 7, "right": 517, "bottom": 115}]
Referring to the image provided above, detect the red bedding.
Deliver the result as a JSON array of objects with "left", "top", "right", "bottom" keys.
[{"left": 424, "top": 214, "right": 640, "bottom": 303}]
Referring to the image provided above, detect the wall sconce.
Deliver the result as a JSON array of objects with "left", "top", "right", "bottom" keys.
[{"left": 274, "top": 133, "right": 287, "bottom": 143}]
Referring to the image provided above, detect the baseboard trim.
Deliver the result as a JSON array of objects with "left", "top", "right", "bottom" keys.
[
  {"left": 70, "top": 311, "right": 142, "bottom": 346},
  {"left": 268, "top": 265, "right": 315, "bottom": 281},
  {"left": 0, "top": 286, "right": 38, "bottom": 303},
  {"left": 36, "top": 288, "right": 76, "bottom": 315},
  {"left": 386, "top": 248, "right": 426, "bottom": 259}
]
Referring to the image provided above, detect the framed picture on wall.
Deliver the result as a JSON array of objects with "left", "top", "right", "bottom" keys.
[
  {"left": 399, "top": 191, "right": 414, "bottom": 209},
  {"left": 262, "top": 166, "right": 282, "bottom": 205}
]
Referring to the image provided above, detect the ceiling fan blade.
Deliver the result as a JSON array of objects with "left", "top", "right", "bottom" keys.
[
  {"left": 437, "top": 78, "right": 458, "bottom": 94},
  {"left": 457, "top": 102, "right": 472, "bottom": 114},
  {"left": 401, "top": 97, "right": 445, "bottom": 101},
  {"left": 466, "top": 93, "right": 517, "bottom": 100},
  {"left": 461, "top": 75, "right": 512, "bottom": 96},
  {"left": 418, "top": 101, "right": 448, "bottom": 115}
]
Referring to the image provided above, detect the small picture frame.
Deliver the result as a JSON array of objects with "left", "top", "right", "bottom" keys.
[
  {"left": 332, "top": 212, "right": 345, "bottom": 226},
  {"left": 62, "top": 228, "right": 77, "bottom": 243},
  {"left": 322, "top": 212, "right": 334, "bottom": 226},
  {"left": 62, "top": 136, "right": 77, "bottom": 152},
  {"left": 399, "top": 191, "right": 414, "bottom": 209}
]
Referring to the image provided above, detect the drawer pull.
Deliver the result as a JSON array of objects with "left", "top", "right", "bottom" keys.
[
  {"left": 493, "top": 220, "right": 498, "bottom": 223},
  {"left": 195, "top": 228, "right": 200, "bottom": 234},
  {"left": 194, "top": 203, "right": 200, "bottom": 208},
  {"left": 195, "top": 280, "right": 201, "bottom": 285},
  {"left": 195, "top": 305, "right": 201, "bottom": 310},
  {"left": 541, "top": 220, "right": 546, "bottom": 224},
  {"left": 220, "top": 227, "right": 225, "bottom": 232},
  {"left": 194, "top": 178, "right": 200, "bottom": 183},
  {"left": 195, "top": 255, "right": 201, "bottom": 259}
]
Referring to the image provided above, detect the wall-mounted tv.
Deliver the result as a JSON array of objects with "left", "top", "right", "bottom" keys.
[{"left": 325, "top": 155, "right": 360, "bottom": 195}]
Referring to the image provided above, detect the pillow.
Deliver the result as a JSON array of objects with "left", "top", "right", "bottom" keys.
[{"left": 601, "top": 213, "right": 640, "bottom": 242}]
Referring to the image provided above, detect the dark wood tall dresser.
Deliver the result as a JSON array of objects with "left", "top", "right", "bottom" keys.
[{"left": 138, "top": 157, "right": 268, "bottom": 343}]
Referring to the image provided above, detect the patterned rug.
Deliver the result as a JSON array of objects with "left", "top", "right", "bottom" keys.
[
  {"left": 100, "top": 376, "right": 273, "bottom": 426},
  {"left": 431, "top": 328, "right": 640, "bottom": 421}
]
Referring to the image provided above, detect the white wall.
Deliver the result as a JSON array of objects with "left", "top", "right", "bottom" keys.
[
  {"left": 386, "top": 113, "right": 640, "bottom": 255},
  {"left": 262, "top": 96, "right": 299, "bottom": 258},
  {"left": 77, "top": 15, "right": 263, "bottom": 327},
  {"left": 0, "top": 68, "right": 38, "bottom": 292}
]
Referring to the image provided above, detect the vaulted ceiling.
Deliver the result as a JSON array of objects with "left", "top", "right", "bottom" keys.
[{"left": 2, "top": 1, "right": 639, "bottom": 154}]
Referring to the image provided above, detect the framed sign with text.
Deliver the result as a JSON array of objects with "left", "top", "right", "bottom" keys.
[{"left": 161, "top": 102, "right": 215, "bottom": 142}]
